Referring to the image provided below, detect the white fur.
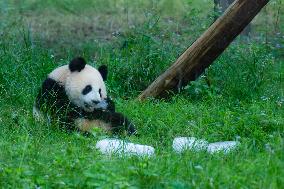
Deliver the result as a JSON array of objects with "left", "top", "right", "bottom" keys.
[
  {"left": 48, "top": 65, "right": 70, "bottom": 85},
  {"left": 33, "top": 104, "right": 42, "bottom": 120},
  {"left": 33, "top": 104, "right": 51, "bottom": 124},
  {"left": 48, "top": 64, "right": 107, "bottom": 112},
  {"left": 65, "top": 65, "right": 107, "bottom": 112},
  {"left": 96, "top": 139, "right": 155, "bottom": 157}
]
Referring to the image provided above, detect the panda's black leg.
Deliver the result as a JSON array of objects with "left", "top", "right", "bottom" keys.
[
  {"left": 126, "top": 122, "right": 138, "bottom": 136},
  {"left": 83, "top": 110, "right": 137, "bottom": 136},
  {"left": 106, "top": 112, "right": 137, "bottom": 136}
]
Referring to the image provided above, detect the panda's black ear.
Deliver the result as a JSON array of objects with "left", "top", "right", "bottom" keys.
[
  {"left": 69, "top": 57, "right": 86, "bottom": 72},
  {"left": 98, "top": 65, "right": 108, "bottom": 81}
]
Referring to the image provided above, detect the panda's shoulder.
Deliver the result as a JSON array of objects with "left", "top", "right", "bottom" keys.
[{"left": 48, "top": 65, "right": 70, "bottom": 85}]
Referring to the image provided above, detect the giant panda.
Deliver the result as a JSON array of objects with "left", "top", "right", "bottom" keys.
[{"left": 33, "top": 57, "right": 136, "bottom": 135}]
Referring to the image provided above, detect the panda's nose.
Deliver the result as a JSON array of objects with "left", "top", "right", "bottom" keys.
[{"left": 92, "top": 100, "right": 100, "bottom": 104}]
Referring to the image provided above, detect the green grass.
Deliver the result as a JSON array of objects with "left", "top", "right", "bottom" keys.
[{"left": 0, "top": 0, "right": 284, "bottom": 188}]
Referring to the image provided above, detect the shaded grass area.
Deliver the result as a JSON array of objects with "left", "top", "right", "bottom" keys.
[{"left": 0, "top": 0, "right": 284, "bottom": 188}]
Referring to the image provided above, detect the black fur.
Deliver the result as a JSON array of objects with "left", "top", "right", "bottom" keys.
[
  {"left": 105, "top": 97, "right": 115, "bottom": 112},
  {"left": 82, "top": 85, "right": 92, "bottom": 95},
  {"left": 35, "top": 77, "right": 136, "bottom": 135},
  {"left": 83, "top": 111, "right": 137, "bottom": 135},
  {"left": 98, "top": 65, "right": 108, "bottom": 81},
  {"left": 69, "top": 57, "right": 86, "bottom": 72},
  {"left": 35, "top": 78, "right": 79, "bottom": 130}
]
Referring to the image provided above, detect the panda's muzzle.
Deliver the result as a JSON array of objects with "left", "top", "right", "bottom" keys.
[
  {"left": 84, "top": 100, "right": 108, "bottom": 111},
  {"left": 92, "top": 100, "right": 100, "bottom": 104},
  {"left": 84, "top": 100, "right": 100, "bottom": 109}
]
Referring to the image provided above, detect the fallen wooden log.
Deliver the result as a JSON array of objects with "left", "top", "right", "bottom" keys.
[{"left": 138, "top": 0, "right": 270, "bottom": 100}]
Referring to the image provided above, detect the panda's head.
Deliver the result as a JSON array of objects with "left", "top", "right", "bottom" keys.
[{"left": 65, "top": 57, "right": 109, "bottom": 112}]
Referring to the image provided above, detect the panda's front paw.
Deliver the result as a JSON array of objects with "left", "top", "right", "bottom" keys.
[
  {"left": 127, "top": 122, "right": 138, "bottom": 136},
  {"left": 105, "top": 97, "right": 115, "bottom": 112},
  {"left": 108, "top": 112, "right": 137, "bottom": 136}
]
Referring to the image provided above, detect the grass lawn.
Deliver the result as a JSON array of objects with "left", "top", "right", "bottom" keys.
[{"left": 0, "top": 0, "right": 283, "bottom": 188}]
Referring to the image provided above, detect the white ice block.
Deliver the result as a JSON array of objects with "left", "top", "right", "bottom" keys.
[
  {"left": 172, "top": 137, "right": 209, "bottom": 153},
  {"left": 96, "top": 139, "right": 155, "bottom": 157},
  {"left": 207, "top": 141, "right": 239, "bottom": 154}
]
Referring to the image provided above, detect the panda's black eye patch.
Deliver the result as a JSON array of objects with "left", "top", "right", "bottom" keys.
[
  {"left": 99, "top": 88, "right": 102, "bottom": 97},
  {"left": 82, "top": 85, "right": 92, "bottom": 95}
]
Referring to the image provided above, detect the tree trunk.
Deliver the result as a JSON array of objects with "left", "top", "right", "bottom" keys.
[
  {"left": 214, "top": 0, "right": 251, "bottom": 35},
  {"left": 215, "top": 0, "right": 235, "bottom": 12},
  {"left": 138, "top": 0, "right": 269, "bottom": 100}
]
